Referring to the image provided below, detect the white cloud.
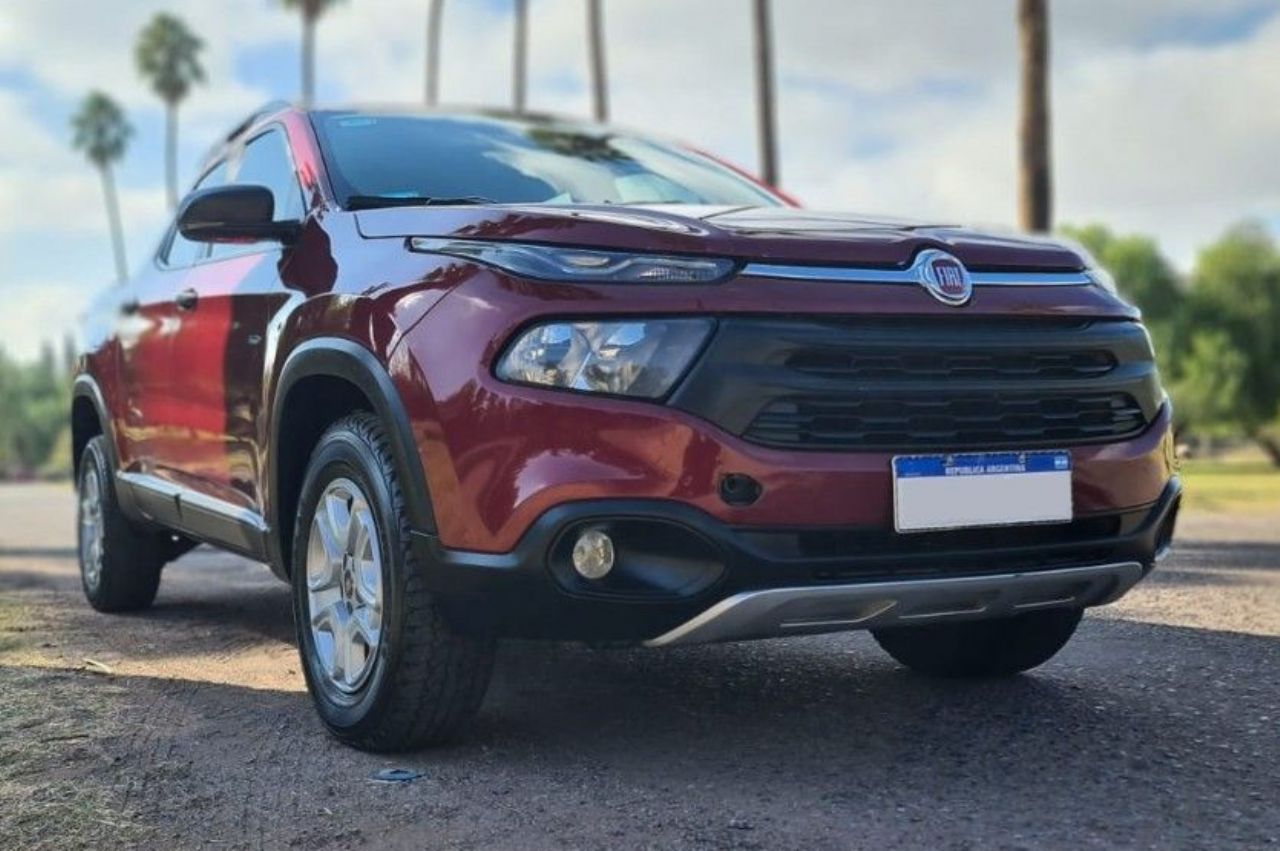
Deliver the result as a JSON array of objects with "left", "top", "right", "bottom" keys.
[
  {"left": 301, "top": 0, "right": 1279, "bottom": 271},
  {"left": 0, "top": 0, "right": 289, "bottom": 122},
  {"left": 0, "top": 0, "right": 1277, "bottom": 361},
  {"left": 0, "top": 279, "right": 88, "bottom": 361}
]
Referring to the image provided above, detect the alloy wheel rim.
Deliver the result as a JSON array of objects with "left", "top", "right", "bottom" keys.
[
  {"left": 305, "top": 478, "right": 384, "bottom": 695},
  {"left": 79, "top": 467, "right": 104, "bottom": 591}
]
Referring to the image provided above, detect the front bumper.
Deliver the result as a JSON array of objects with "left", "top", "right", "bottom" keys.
[{"left": 413, "top": 476, "right": 1180, "bottom": 644}]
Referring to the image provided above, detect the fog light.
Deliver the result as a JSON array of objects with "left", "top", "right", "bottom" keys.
[{"left": 572, "top": 529, "right": 615, "bottom": 580}]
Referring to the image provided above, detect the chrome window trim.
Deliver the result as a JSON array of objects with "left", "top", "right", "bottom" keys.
[{"left": 741, "top": 263, "right": 1094, "bottom": 287}]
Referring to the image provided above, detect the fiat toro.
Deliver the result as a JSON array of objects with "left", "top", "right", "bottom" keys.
[{"left": 71, "top": 104, "right": 1180, "bottom": 751}]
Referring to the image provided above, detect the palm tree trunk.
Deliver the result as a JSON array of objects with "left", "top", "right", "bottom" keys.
[
  {"left": 1017, "top": 0, "right": 1052, "bottom": 232},
  {"left": 586, "top": 0, "right": 608, "bottom": 122},
  {"left": 513, "top": 0, "right": 528, "bottom": 114},
  {"left": 752, "top": 0, "right": 779, "bottom": 187},
  {"left": 302, "top": 15, "right": 316, "bottom": 107},
  {"left": 425, "top": 0, "right": 445, "bottom": 105},
  {"left": 165, "top": 103, "right": 178, "bottom": 211},
  {"left": 99, "top": 165, "right": 128, "bottom": 282}
]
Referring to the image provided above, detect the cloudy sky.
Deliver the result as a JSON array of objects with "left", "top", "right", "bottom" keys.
[{"left": 1, "top": 0, "right": 1277, "bottom": 360}]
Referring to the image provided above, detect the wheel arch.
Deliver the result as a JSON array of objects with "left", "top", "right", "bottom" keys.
[
  {"left": 71, "top": 375, "right": 115, "bottom": 479},
  {"left": 268, "top": 338, "right": 437, "bottom": 579}
]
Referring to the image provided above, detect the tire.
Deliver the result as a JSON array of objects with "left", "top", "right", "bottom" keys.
[
  {"left": 291, "top": 413, "right": 494, "bottom": 751},
  {"left": 872, "top": 608, "right": 1083, "bottom": 678},
  {"left": 77, "top": 437, "right": 167, "bottom": 612}
]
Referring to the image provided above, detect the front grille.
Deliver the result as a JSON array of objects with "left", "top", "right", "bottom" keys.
[
  {"left": 668, "top": 316, "right": 1163, "bottom": 452},
  {"left": 745, "top": 390, "right": 1148, "bottom": 450}
]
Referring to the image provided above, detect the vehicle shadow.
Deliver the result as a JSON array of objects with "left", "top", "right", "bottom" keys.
[
  {"left": 1142, "top": 538, "right": 1280, "bottom": 588},
  {"left": 7, "top": 617, "right": 1275, "bottom": 848}
]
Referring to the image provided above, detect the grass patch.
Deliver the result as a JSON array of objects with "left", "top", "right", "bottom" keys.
[
  {"left": 0, "top": 667, "right": 146, "bottom": 849},
  {"left": 1178, "top": 459, "right": 1280, "bottom": 515},
  {"left": 0, "top": 598, "right": 28, "bottom": 654}
]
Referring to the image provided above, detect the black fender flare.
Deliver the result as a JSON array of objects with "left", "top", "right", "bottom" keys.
[
  {"left": 267, "top": 338, "right": 438, "bottom": 572},
  {"left": 71, "top": 374, "right": 118, "bottom": 476}
]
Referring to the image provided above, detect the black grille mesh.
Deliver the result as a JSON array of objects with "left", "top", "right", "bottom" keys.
[
  {"left": 786, "top": 349, "right": 1116, "bottom": 381},
  {"left": 745, "top": 391, "right": 1147, "bottom": 450},
  {"left": 668, "top": 317, "right": 1161, "bottom": 453}
]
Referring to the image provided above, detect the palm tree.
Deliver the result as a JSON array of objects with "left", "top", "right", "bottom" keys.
[
  {"left": 282, "top": 0, "right": 344, "bottom": 107},
  {"left": 425, "top": 0, "right": 446, "bottom": 106},
  {"left": 586, "top": 0, "right": 608, "bottom": 122},
  {"left": 1017, "top": 0, "right": 1052, "bottom": 231},
  {"left": 752, "top": 0, "right": 779, "bottom": 187},
  {"left": 71, "top": 92, "right": 132, "bottom": 282},
  {"left": 135, "top": 13, "right": 205, "bottom": 211},
  {"left": 513, "top": 0, "right": 528, "bottom": 114}
]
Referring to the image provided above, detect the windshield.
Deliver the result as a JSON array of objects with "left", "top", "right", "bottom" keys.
[{"left": 312, "top": 111, "right": 782, "bottom": 208}]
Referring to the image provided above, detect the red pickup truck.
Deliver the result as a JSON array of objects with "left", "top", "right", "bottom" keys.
[{"left": 72, "top": 104, "right": 1179, "bottom": 751}]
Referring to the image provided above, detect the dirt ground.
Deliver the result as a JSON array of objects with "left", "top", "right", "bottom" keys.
[{"left": 1, "top": 482, "right": 1277, "bottom": 849}]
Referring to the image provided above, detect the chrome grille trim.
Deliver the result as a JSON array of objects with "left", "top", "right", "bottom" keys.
[{"left": 741, "top": 263, "right": 1094, "bottom": 287}]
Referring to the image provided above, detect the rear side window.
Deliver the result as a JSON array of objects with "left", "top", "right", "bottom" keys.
[
  {"left": 210, "top": 127, "right": 305, "bottom": 260},
  {"left": 163, "top": 162, "right": 226, "bottom": 267}
]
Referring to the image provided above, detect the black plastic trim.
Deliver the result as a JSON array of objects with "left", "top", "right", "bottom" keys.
[
  {"left": 115, "top": 472, "right": 269, "bottom": 560},
  {"left": 71, "top": 375, "right": 117, "bottom": 475},
  {"left": 668, "top": 316, "right": 1163, "bottom": 452},
  {"left": 268, "top": 338, "right": 437, "bottom": 575},
  {"left": 411, "top": 477, "right": 1181, "bottom": 642}
]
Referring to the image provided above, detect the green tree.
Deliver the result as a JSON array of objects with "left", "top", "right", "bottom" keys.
[
  {"left": 0, "top": 350, "right": 17, "bottom": 474},
  {"left": 1184, "top": 223, "right": 1280, "bottom": 463},
  {"left": 1170, "top": 330, "right": 1247, "bottom": 436},
  {"left": 282, "top": 0, "right": 343, "bottom": 107},
  {"left": 71, "top": 92, "right": 133, "bottom": 282},
  {"left": 135, "top": 13, "right": 205, "bottom": 210},
  {"left": 0, "top": 345, "right": 71, "bottom": 478}
]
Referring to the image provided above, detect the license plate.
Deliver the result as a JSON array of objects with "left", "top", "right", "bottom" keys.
[{"left": 892, "top": 451, "right": 1073, "bottom": 533}]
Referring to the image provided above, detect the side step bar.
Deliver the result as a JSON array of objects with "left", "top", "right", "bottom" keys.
[{"left": 646, "top": 562, "right": 1145, "bottom": 647}]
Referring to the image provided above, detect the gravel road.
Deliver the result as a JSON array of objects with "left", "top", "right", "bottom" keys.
[{"left": 1, "top": 483, "right": 1276, "bottom": 850}]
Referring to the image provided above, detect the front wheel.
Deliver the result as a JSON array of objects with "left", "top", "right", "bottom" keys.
[
  {"left": 291, "top": 413, "right": 494, "bottom": 751},
  {"left": 872, "top": 608, "right": 1083, "bottom": 678},
  {"left": 77, "top": 437, "right": 168, "bottom": 612}
]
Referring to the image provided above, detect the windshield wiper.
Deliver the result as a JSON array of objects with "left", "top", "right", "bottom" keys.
[{"left": 345, "top": 194, "right": 497, "bottom": 210}]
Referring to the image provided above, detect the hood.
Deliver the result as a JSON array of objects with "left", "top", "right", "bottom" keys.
[{"left": 354, "top": 204, "right": 1086, "bottom": 272}]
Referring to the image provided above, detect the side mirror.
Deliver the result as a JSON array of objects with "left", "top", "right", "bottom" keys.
[{"left": 177, "top": 184, "right": 301, "bottom": 244}]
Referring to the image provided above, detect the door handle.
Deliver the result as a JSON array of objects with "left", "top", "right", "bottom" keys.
[{"left": 175, "top": 288, "right": 199, "bottom": 311}]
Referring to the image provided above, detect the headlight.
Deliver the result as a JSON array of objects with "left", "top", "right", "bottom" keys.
[
  {"left": 409, "top": 238, "right": 736, "bottom": 284},
  {"left": 496, "top": 319, "right": 713, "bottom": 398}
]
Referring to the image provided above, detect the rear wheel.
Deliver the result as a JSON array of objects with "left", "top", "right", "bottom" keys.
[
  {"left": 291, "top": 413, "right": 494, "bottom": 751},
  {"left": 872, "top": 608, "right": 1083, "bottom": 678},
  {"left": 77, "top": 437, "right": 167, "bottom": 612}
]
